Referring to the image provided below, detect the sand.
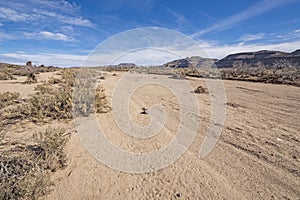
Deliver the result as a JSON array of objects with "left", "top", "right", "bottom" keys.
[
  {"left": 2, "top": 71, "right": 299, "bottom": 199},
  {"left": 46, "top": 72, "right": 299, "bottom": 199}
]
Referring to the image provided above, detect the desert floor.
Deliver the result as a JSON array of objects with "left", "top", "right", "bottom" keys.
[{"left": 2, "top": 71, "right": 299, "bottom": 199}]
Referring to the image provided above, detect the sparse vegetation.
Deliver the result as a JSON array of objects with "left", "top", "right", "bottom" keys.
[
  {"left": 0, "top": 127, "right": 69, "bottom": 200},
  {"left": 9, "top": 68, "right": 110, "bottom": 122},
  {"left": 24, "top": 73, "right": 38, "bottom": 84},
  {"left": 0, "top": 63, "right": 58, "bottom": 78},
  {"left": 10, "top": 83, "right": 73, "bottom": 122},
  {"left": 0, "top": 92, "right": 21, "bottom": 109},
  {"left": 0, "top": 71, "right": 16, "bottom": 80}
]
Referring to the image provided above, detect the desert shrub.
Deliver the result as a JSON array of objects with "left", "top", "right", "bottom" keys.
[
  {"left": 0, "top": 92, "right": 21, "bottom": 109},
  {"left": 59, "top": 69, "right": 76, "bottom": 87},
  {"left": 73, "top": 69, "right": 110, "bottom": 116},
  {"left": 33, "top": 127, "right": 68, "bottom": 171},
  {"left": 194, "top": 86, "right": 207, "bottom": 94},
  {"left": 48, "top": 77, "right": 61, "bottom": 85},
  {"left": 10, "top": 84, "right": 72, "bottom": 122},
  {"left": 10, "top": 68, "right": 109, "bottom": 122},
  {"left": 24, "top": 73, "right": 38, "bottom": 84},
  {"left": 184, "top": 68, "right": 202, "bottom": 77},
  {"left": 0, "top": 127, "right": 69, "bottom": 200},
  {"left": 0, "top": 71, "right": 15, "bottom": 80}
]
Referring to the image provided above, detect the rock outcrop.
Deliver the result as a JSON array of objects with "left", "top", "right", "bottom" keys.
[
  {"left": 215, "top": 50, "right": 300, "bottom": 68},
  {"left": 164, "top": 56, "right": 217, "bottom": 68}
]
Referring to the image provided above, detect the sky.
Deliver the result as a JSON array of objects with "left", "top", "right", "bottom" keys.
[{"left": 0, "top": 0, "right": 300, "bottom": 67}]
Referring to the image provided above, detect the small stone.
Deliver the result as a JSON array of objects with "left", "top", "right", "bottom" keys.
[{"left": 175, "top": 193, "right": 182, "bottom": 198}]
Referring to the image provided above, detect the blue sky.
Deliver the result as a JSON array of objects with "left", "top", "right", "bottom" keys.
[{"left": 0, "top": 0, "right": 300, "bottom": 66}]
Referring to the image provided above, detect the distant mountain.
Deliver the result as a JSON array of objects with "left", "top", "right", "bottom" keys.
[
  {"left": 215, "top": 50, "right": 300, "bottom": 68},
  {"left": 163, "top": 56, "right": 217, "bottom": 68},
  {"left": 163, "top": 49, "right": 300, "bottom": 69},
  {"left": 116, "top": 63, "right": 137, "bottom": 68}
]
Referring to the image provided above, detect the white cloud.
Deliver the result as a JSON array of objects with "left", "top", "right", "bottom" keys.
[
  {"left": 0, "top": 7, "right": 30, "bottom": 22},
  {"left": 0, "top": 1, "right": 94, "bottom": 28},
  {"left": 32, "top": 9, "right": 94, "bottom": 28},
  {"left": 39, "top": 31, "right": 72, "bottom": 41},
  {"left": 23, "top": 31, "right": 74, "bottom": 42},
  {"left": 59, "top": 16, "right": 94, "bottom": 27},
  {"left": 0, "top": 22, "right": 3, "bottom": 26},
  {"left": 239, "top": 33, "right": 265, "bottom": 42},
  {"left": 295, "top": 29, "right": 300, "bottom": 33},
  {"left": 192, "top": 0, "right": 297, "bottom": 37}
]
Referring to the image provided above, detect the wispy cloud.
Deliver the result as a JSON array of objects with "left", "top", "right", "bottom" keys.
[
  {"left": 239, "top": 33, "right": 265, "bottom": 42},
  {"left": 39, "top": 31, "right": 74, "bottom": 41},
  {"left": 0, "top": 0, "right": 95, "bottom": 43},
  {"left": 191, "top": 0, "right": 298, "bottom": 38},
  {"left": 31, "top": 9, "right": 94, "bottom": 28},
  {"left": 166, "top": 8, "right": 188, "bottom": 28},
  {"left": 0, "top": 1, "right": 94, "bottom": 28},
  {"left": 102, "top": 0, "right": 159, "bottom": 11},
  {"left": 27, "top": 0, "right": 81, "bottom": 13},
  {"left": 0, "top": 7, "right": 32, "bottom": 22},
  {"left": 0, "top": 32, "right": 15, "bottom": 40},
  {"left": 201, "top": 13, "right": 216, "bottom": 22}
]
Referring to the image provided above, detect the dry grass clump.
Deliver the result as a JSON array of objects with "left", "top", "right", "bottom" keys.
[
  {"left": 0, "top": 127, "right": 69, "bottom": 200},
  {"left": 59, "top": 69, "right": 76, "bottom": 87},
  {"left": 0, "top": 92, "right": 21, "bottom": 109},
  {"left": 24, "top": 73, "right": 38, "bottom": 84},
  {"left": 94, "top": 85, "right": 111, "bottom": 113}
]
